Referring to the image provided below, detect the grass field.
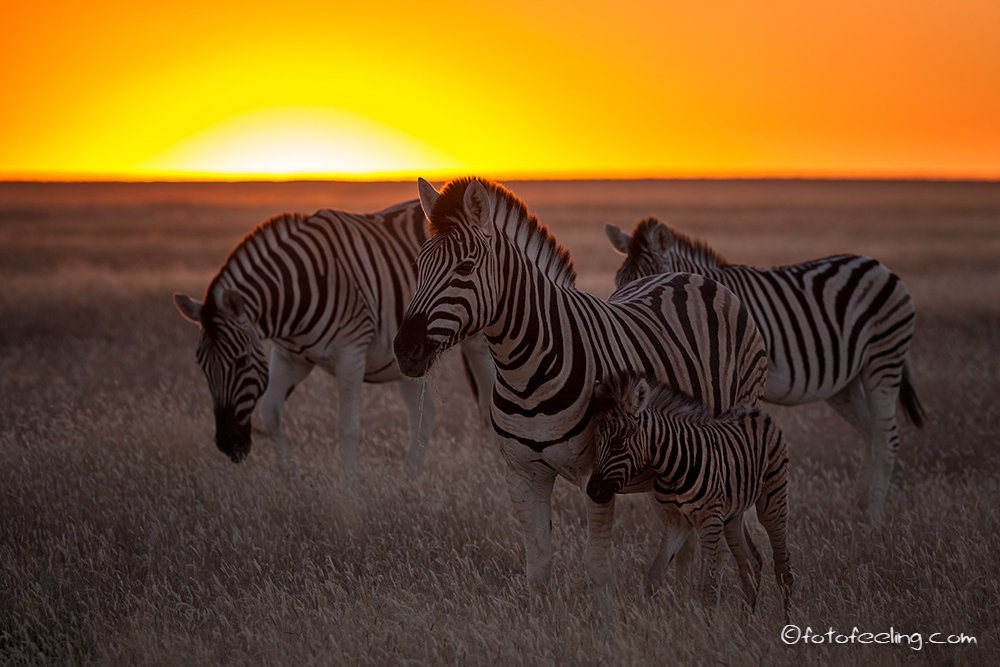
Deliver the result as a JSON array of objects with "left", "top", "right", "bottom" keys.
[{"left": 1, "top": 179, "right": 998, "bottom": 666}]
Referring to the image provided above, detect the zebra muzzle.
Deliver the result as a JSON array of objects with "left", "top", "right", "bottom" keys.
[
  {"left": 394, "top": 313, "right": 439, "bottom": 377},
  {"left": 586, "top": 473, "right": 618, "bottom": 505},
  {"left": 214, "top": 406, "right": 252, "bottom": 463}
]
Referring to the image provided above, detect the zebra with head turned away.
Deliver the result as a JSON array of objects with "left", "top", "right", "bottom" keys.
[
  {"left": 605, "top": 218, "right": 925, "bottom": 521},
  {"left": 393, "top": 177, "right": 768, "bottom": 604},
  {"left": 173, "top": 199, "right": 496, "bottom": 474},
  {"left": 588, "top": 371, "right": 792, "bottom": 623}
]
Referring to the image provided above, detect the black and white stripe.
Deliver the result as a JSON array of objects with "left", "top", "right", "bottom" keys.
[
  {"left": 588, "top": 372, "right": 791, "bottom": 621},
  {"left": 393, "top": 178, "right": 768, "bottom": 598},
  {"left": 607, "top": 217, "right": 924, "bottom": 520},
  {"left": 174, "top": 199, "right": 495, "bottom": 472}
]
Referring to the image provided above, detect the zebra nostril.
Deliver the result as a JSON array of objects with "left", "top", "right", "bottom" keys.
[{"left": 587, "top": 475, "right": 614, "bottom": 504}]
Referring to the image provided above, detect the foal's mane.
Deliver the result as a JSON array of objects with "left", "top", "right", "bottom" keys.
[
  {"left": 593, "top": 371, "right": 713, "bottom": 424},
  {"left": 428, "top": 177, "right": 576, "bottom": 288},
  {"left": 632, "top": 216, "right": 730, "bottom": 269}
]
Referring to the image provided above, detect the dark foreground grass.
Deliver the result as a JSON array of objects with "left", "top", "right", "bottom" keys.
[{"left": 2, "top": 180, "right": 998, "bottom": 666}]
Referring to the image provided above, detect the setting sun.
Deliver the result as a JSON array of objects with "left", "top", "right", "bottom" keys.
[
  {"left": 134, "top": 106, "right": 464, "bottom": 180},
  {"left": 1, "top": 0, "right": 998, "bottom": 180}
]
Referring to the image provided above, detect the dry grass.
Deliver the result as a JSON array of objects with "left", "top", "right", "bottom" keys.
[{"left": 1, "top": 180, "right": 998, "bottom": 666}]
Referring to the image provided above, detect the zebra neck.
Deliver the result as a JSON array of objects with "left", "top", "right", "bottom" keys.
[
  {"left": 482, "top": 253, "right": 586, "bottom": 396},
  {"left": 207, "top": 274, "right": 273, "bottom": 339}
]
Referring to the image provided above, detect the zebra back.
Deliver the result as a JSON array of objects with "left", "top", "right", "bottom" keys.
[
  {"left": 205, "top": 200, "right": 426, "bottom": 345},
  {"left": 609, "top": 217, "right": 918, "bottom": 406}
]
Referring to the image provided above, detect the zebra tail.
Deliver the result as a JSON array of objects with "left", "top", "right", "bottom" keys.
[{"left": 899, "top": 360, "right": 926, "bottom": 429}]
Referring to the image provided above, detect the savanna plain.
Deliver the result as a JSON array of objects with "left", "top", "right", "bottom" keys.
[{"left": 1, "top": 179, "right": 998, "bottom": 666}]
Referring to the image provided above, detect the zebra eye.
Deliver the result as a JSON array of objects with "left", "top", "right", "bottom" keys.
[
  {"left": 234, "top": 354, "right": 249, "bottom": 371},
  {"left": 455, "top": 259, "right": 475, "bottom": 276}
]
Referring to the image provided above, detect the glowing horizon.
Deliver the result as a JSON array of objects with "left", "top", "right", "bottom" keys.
[
  {"left": 2, "top": 1, "right": 999, "bottom": 182},
  {"left": 130, "top": 106, "right": 466, "bottom": 181}
]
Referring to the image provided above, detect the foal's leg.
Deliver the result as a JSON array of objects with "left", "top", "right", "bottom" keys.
[
  {"left": 723, "top": 515, "right": 761, "bottom": 613},
  {"left": 757, "top": 475, "right": 793, "bottom": 623},
  {"left": 696, "top": 513, "right": 726, "bottom": 610},
  {"left": 646, "top": 505, "right": 695, "bottom": 597}
]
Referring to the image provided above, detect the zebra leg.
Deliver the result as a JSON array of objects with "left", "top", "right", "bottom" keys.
[
  {"left": 861, "top": 369, "right": 904, "bottom": 522},
  {"left": 825, "top": 376, "right": 872, "bottom": 441},
  {"left": 825, "top": 376, "right": 876, "bottom": 509},
  {"left": 396, "top": 377, "right": 436, "bottom": 473},
  {"left": 723, "top": 515, "right": 760, "bottom": 613},
  {"left": 744, "top": 521, "right": 763, "bottom": 579},
  {"left": 258, "top": 347, "right": 314, "bottom": 475},
  {"left": 333, "top": 346, "right": 368, "bottom": 473},
  {"left": 585, "top": 494, "right": 616, "bottom": 589},
  {"left": 756, "top": 477, "right": 792, "bottom": 624},
  {"left": 584, "top": 493, "right": 620, "bottom": 625},
  {"left": 696, "top": 515, "right": 726, "bottom": 611},
  {"left": 504, "top": 453, "right": 558, "bottom": 606},
  {"left": 646, "top": 506, "right": 694, "bottom": 598},
  {"left": 458, "top": 333, "right": 496, "bottom": 430},
  {"left": 672, "top": 532, "right": 698, "bottom": 594}
]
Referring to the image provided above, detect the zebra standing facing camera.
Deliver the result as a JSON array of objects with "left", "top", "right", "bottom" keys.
[{"left": 393, "top": 177, "right": 767, "bottom": 602}]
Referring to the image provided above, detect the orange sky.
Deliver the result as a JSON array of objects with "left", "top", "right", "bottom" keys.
[{"left": 2, "top": 0, "right": 999, "bottom": 180}]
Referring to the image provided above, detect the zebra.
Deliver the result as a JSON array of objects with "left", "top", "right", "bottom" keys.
[
  {"left": 588, "top": 371, "right": 792, "bottom": 622},
  {"left": 173, "top": 199, "right": 496, "bottom": 474},
  {"left": 605, "top": 217, "right": 925, "bottom": 521},
  {"left": 393, "top": 177, "right": 768, "bottom": 601}
]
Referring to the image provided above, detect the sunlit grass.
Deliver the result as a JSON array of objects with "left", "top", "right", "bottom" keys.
[{"left": 1, "top": 181, "right": 997, "bottom": 665}]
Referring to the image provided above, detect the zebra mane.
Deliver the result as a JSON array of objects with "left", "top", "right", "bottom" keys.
[
  {"left": 632, "top": 217, "right": 730, "bottom": 269},
  {"left": 201, "top": 211, "right": 302, "bottom": 333},
  {"left": 429, "top": 177, "right": 577, "bottom": 288},
  {"left": 592, "top": 371, "right": 713, "bottom": 424}
]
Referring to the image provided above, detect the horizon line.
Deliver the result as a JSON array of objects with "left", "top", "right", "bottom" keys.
[{"left": 3, "top": 169, "right": 1000, "bottom": 184}]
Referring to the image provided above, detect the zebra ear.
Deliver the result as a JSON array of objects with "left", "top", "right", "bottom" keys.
[
  {"left": 650, "top": 222, "right": 676, "bottom": 256},
  {"left": 220, "top": 290, "right": 246, "bottom": 319},
  {"left": 628, "top": 378, "right": 651, "bottom": 415},
  {"left": 464, "top": 179, "right": 493, "bottom": 236},
  {"left": 174, "top": 293, "right": 203, "bottom": 324},
  {"left": 605, "top": 223, "right": 631, "bottom": 255},
  {"left": 417, "top": 178, "right": 440, "bottom": 221}
]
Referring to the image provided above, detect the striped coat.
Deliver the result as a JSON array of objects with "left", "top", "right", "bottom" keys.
[
  {"left": 588, "top": 372, "right": 792, "bottom": 621},
  {"left": 174, "top": 199, "right": 495, "bottom": 473},
  {"left": 607, "top": 218, "right": 924, "bottom": 520},
  {"left": 394, "top": 178, "right": 767, "bottom": 598}
]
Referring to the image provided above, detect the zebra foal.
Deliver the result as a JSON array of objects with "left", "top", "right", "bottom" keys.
[
  {"left": 606, "top": 218, "right": 924, "bottom": 521},
  {"left": 174, "top": 199, "right": 495, "bottom": 473},
  {"left": 588, "top": 372, "right": 792, "bottom": 622}
]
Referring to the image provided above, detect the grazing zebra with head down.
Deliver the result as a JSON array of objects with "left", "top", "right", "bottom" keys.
[
  {"left": 174, "top": 199, "right": 495, "bottom": 473},
  {"left": 393, "top": 177, "right": 768, "bottom": 600},
  {"left": 606, "top": 218, "right": 924, "bottom": 520},
  {"left": 588, "top": 371, "right": 792, "bottom": 622}
]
